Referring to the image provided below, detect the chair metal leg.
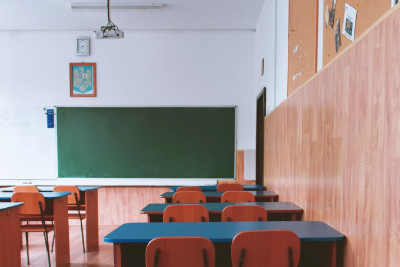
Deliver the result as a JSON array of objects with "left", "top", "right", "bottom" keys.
[
  {"left": 25, "top": 232, "right": 30, "bottom": 265},
  {"left": 75, "top": 192, "right": 86, "bottom": 253},
  {"left": 51, "top": 221, "right": 55, "bottom": 252},
  {"left": 238, "top": 248, "right": 245, "bottom": 267},
  {"left": 43, "top": 232, "right": 52, "bottom": 267},
  {"left": 288, "top": 247, "right": 293, "bottom": 267},
  {"left": 39, "top": 201, "right": 51, "bottom": 267}
]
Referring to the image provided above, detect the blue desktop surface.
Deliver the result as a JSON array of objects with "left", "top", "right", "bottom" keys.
[{"left": 105, "top": 221, "right": 344, "bottom": 243}]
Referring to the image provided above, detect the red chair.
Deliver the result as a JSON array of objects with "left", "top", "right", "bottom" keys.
[
  {"left": 172, "top": 192, "right": 206, "bottom": 203},
  {"left": 221, "top": 192, "right": 255, "bottom": 203},
  {"left": 53, "top": 186, "right": 86, "bottom": 252},
  {"left": 217, "top": 184, "right": 244, "bottom": 191},
  {"left": 231, "top": 230, "right": 301, "bottom": 267},
  {"left": 146, "top": 237, "right": 215, "bottom": 267},
  {"left": 13, "top": 185, "right": 40, "bottom": 192},
  {"left": 221, "top": 205, "right": 267, "bottom": 222},
  {"left": 176, "top": 186, "right": 202, "bottom": 192},
  {"left": 163, "top": 204, "right": 209, "bottom": 222},
  {"left": 12, "top": 192, "right": 53, "bottom": 267}
]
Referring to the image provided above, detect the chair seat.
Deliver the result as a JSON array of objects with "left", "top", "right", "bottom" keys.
[
  {"left": 20, "top": 215, "right": 55, "bottom": 222},
  {"left": 20, "top": 224, "right": 54, "bottom": 233},
  {"left": 68, "top": 213, "right": 86, "bottom": 220}
]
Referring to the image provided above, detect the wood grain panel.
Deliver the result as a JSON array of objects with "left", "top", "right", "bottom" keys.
[
  {"left": 323, "top": 0, "right": 391, "bottom": 66},
  {"left": 288, "top": 0, "right": 319, "bottom": 96},
  {"left": 265, "top": 6, "right": 400, "bottom": 266}
]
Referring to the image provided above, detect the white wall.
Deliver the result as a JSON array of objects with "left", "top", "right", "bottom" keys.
[
  {"left": 255, "top": 0, "right": 289, "bottom": 114},
  {"left": 0, "top": 31, "right": 255, "bottom": 150}
]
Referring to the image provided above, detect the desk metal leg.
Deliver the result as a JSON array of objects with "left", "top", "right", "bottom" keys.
[
  {"left": 0, "top": 207, "right": 21, "bottom": 267},
  {"left": 86, "top": 190, "right": 99, "bottom": 251},
  {"left": 53, "top": 196, "right": 70, "bottom": 267},
  {"left": 114, "top": 243, "right": 122, "bottom": 267}
]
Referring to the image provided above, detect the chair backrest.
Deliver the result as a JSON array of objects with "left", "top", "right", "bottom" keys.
[
  {"left": 163, "top": 204, "right": 209, "bottom": 222},
  {"left": 146, "top": 237, "right": 215, "bottom": 267},
  {"left": 216, "top": 184, "right": 244, "bottom": 192},
  {"left": 13, "top": 185, "right": 40, "bottom": 193},
  {"left": 173, "top": 192, "right": 206, "bottom": 203},
  {"left": 11, "top": 192, "right": 46, "bottom": 215},
  {"left": 53, "top": 185, "right": 80, "bottom": 205},
  {"left": 231, "top": 230, "right": 301, "bottom": 267},
  {"left": 221, "top": 205, "right": 267, "bottom": 222},
  {"left": 176, "top": 186, "right": 202, "bottom": 192},
  {"left": 221, "top": 192, "right": 255, "bottom": 203}
]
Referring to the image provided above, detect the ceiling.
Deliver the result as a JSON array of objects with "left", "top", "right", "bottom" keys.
[{"left": 0, "top": 0, "right": 266, "bottom": 31}]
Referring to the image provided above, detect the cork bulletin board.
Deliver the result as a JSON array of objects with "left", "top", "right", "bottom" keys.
[
  {"left": 323, "top": 0, "right": 391, "bottom": 66},
  {"left": 287, "top": 0, "right": 319, "bottom": 96}
]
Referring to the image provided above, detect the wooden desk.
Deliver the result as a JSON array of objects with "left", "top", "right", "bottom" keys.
[
  {"left": 169, "top": 184, "right": 266, "bottom": 192},
  {"left": 2, "top": 186, "right": 100, "bottom": 251},
  {"left": 105, "top": 221, "right": 344, "bottom": 267},
  {"left": 0, "top": 192, "right": 71, "bottom": 267},
  {"left": 0, "top": 202, "right": 24, "bottom": 267},
  {"left": 141, "top": 202, "right": 303, "bottom": 222},
  {"left": 160, "top": 190, "right": 279, "bottom": 203}
]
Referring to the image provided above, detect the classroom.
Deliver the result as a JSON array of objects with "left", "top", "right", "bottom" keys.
[{"left": 0, "top": 0, "right": 399, "bottom": 266}]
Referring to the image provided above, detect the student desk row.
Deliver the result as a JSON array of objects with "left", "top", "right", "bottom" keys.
[
  {"left": 0, "top": 202, "right": 24, "bottom": 267},
  {"left": 160, "top": 190, "right": 279, "bottom": 203},
  {"left": 169, "top": 184, "right": 265, "bottom": 192},
  {"left": 141, "top": 202, "right": 303, "bottom": 222},
  {"left": 105, "top": 221, "right": 344, "bottom": 267},
  {"left": 1, "top": 186, "right": 101, "bottom": 252},
  {"left": 0, "top": 192, "right": 71, "bottom": 266}
]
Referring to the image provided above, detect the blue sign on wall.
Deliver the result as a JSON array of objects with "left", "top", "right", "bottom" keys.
[{"left": 47, "top": 109, "right": 54, "bottom": 128}]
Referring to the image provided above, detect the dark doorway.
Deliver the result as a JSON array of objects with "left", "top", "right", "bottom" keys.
[{"left": 256, "top": 87, "right": 266, "bottom": 185}]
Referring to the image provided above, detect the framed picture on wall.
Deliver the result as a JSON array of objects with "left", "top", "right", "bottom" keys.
[{"left": 69, "top": 62, "right": 97, "bottom": 97}]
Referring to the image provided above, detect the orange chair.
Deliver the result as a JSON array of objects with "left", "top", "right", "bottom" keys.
[
  {"left": 12, "top": 192, "right": 53, "bottom": 267},
  {"left": 52, "top": 186, "right": 86, "bottom": 252},
  {"left": 216, "top": 184, "right": 244, "bottom": 192},
  {"left": 163, "top": 204, "right": 209, "bottom": 222},
  {"left": 221, "top": 205, "right": 267, "bottom": 222},
  {"left": 146, "top": 237, "right": 215, "bottom": 267},
  {"left": 221, "top": 192, "right": 255, "bottom": 203},
  {"left": 13, "top": 185, "right": 40, "bottom": 192},
  {"left": 176, "top": 186, "right": 202, "bottom": 192},
  {"left": 231, "top": 230, "right": 301, "bottom": 267},
  {"left": 172, "top": 192, "right": 206, "bottom": 203}
]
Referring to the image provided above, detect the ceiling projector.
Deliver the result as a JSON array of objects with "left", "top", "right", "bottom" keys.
[
  {"left": 94, "top": 0, "right": 124, "bottom": 39},
  {"left": 94, "top": 28, "right": 124, "bottom": 39}
]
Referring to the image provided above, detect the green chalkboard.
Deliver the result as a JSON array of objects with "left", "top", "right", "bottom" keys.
[{"left": 57, "top": 107, "right": 235, "bottom": 178}]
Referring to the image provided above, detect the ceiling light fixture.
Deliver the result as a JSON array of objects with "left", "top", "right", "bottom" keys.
[
  {"left": 71, "top": 3, "right": 164, "bottom": 12},
  {"left": 94, "top": 0, "right": 124, "bottom": 39}
]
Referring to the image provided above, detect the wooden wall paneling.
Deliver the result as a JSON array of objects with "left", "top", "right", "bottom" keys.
[
  {"left": 287, "top": 0, "right": 319, "bottom": 96},
  {"left": 323, "top": 0, "right": 391, "bottom": 66},
  {"left": 264, "top": 6, "right": 400, "bottom": 266}
]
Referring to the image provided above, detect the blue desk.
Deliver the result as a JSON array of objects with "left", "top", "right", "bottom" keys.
[
  {"left": 0, "top": 203, "right": 24, "bottom": 267},
  {"left": 0, "top": 202, "right": 24, "bottom": 210},
  {"left": 1, "top": 186, "right": 100, "bottom": 192},
  {"left": 0, "top": 192, "right": 71, "bottom": 266},
  {"left": 161, "top": 190, "right": 279, "bottom": 203},
  {"left": 169, "top": 184, "right": 265, "bottom": 192},
  {"left": 0, "top": 192, "right": 70, "bottom": 200},
  {"left": 1, "top": 186, "right": 101, "bottom": 251},
  {"left": 141, "top": 202, "right": 303, "bottom": 222},
  {"left": 105, "top": 221, "right": 344, "bottom": 267}
]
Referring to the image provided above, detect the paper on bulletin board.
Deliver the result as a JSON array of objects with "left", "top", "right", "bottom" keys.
[{"left": 342, "top": 4, "right": 357, "bottom": 41}]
